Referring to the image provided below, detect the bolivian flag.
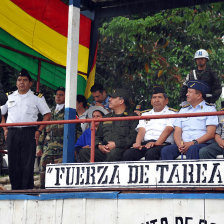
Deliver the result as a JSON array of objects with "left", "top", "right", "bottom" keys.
[{"left": 0, "top": 0, "right": 95, "bottom": 95}]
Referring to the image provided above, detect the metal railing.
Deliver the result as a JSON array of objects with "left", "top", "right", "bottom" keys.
[{"left": 0, "top": 110, "right": 223, "bottom": 162}]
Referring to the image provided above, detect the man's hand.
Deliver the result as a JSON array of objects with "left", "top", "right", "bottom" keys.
[
  {"left": 134, "top": 110, "right": 141, "bottom": 116},
  {"left": 217, "top": 139, "right": 224, "bottom": 149},
  {"left": 106, "top": 141, "right": 116, "bottom": 150},
  {"left": 36, "top": 149, "right": 42, "bottom": 157},
  {"left": 35, "top": 131, "right": 41, "bottom": 145},
  {"left": 3, "top": 129, "right": 8, "bottom": 140},
  {"left": 178, "top": 141, "right": 194, "bottom": 153},
  {"left": 98, "top": 145, "right": 110, "bottom": 153},
  {"left": 132, "top": 142, "right": 142, "bottom": 150},
  {"left": 95, "top": 102, "right": 104, "bottom": 108},
  {"left": 145, "top": 142, "right": 155, "bottom": 149},
  {"left": 82, "top": 145, "right": 90, "bottom": 149}
]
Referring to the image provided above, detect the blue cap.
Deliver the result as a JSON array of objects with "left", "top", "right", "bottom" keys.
[{"left": 187, "top": 80, "right": 210, "bottom": 95}]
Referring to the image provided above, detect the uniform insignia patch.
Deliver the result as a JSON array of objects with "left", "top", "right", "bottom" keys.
[
  {"left": 140, "top": 109, "right": 152, "bottom": 114},
  {"left": 34, "top": 92, "right": 43, "bottom": 98},
  {"left": 103, "top": 121, "right": 112, "bottom": 124},
  {"left": 168, "top": 107, "right": 179, "bottom": 112},
  {"left": 205, "top": 102, "right": 215, "bottom": 106},
  {"left": 182, "top": 104, "right": 190, "bottom": 108},
  {"left": 6, "top": 91, "right": 14, "bottom": 96}
]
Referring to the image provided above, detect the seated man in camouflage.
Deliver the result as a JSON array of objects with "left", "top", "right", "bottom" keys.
[
  {"left": 78, "top": 88, "right": 138, "bottom": 162},
  {"left": 37, "top": 87, "right": 65, "bottom": 188}
]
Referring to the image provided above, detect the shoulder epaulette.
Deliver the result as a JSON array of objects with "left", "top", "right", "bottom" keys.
[
  {"left": 205, "top": 102, "right": 215, "bottom": 106},
  {"left": 182, "top": 104, "right": 190, "bottom": 108},
  {"left": 34, "top": 92, "right": 43, "bottom": 98},
  {"left": 6, "top": 91, "right": 14, "bottom": 96},
  {"left": 123, "top": 111, "right": 128, "bottom": 116},
  {"left": 168, "top": 107, "right": 179, "bottom": 112},
  {"left": 140, "top": 109, "right": 152, "bottom": 114},
  {"left": 221, "top": 108, "right": 224, "bottom": 111}
]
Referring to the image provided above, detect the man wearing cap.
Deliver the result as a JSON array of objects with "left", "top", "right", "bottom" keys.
[
  {"left": 123, "top": 86, "right": 177, "bottom": 161},
  {"left": 1, "top": 69, "right": 51, "bottom": 190},
  {"left": 78, "top": 88, "right": 138, "bottom": 162},
  {"left": 161, "top": 80, "right": 218, "bottom": 160},
  {"left": 37, "top": 87, "right": 65, "bottom": 188},
  {"left": 180, "top": 49, "right": 221, "bottom": 104}
]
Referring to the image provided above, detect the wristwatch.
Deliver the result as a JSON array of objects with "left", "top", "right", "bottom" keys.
[{"left": 192, "top": 139, "right": 198, "bottom": 145}]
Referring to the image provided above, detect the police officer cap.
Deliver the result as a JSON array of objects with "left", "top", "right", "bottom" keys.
[
  {"left": 56, "top": 87, "right": 65, "bottom": 93},
  {"left": 152, "top": 85, "right": 165, "bottom": 94},
  {"left": 187, "top": 80, "right": 210, "bottom": 94},
  {"left": 110, "top": 88, "right": 130, "bottom": 102},
  {"left": 19, "top": 69, "right": 32, "bottom": 81}
]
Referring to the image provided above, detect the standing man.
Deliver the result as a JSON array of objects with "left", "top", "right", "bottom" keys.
[
  {"left": 90, "top": 83, "right": 110, "bottom": 110},
  {"left": 161, "top": 80, "right": 218, "bottom": 160},
  {"left": 78, "top": 88, "right": 138, "bottom": 162},
  {"left": 37, "top": 87, "right": 65, "bottom": 189},
  {"left": 1, "top": 69, "right": 51, "bottom": 190},
  {"left": 123, "top": 86, "right": 177, "bottom": 161},
  {"left": 180, "top": 49, "right": 221, "bottom": 104}
]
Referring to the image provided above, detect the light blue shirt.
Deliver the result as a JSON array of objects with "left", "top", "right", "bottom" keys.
[
  {"left": 90, "top": 96, "right": 110, "bottom": 110},
  {"left": 174, "top": 100, "right": 218, "bottom": 142}
]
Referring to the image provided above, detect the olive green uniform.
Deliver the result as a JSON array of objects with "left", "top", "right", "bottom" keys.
[
  {"left": 38, "top": 106, "right": 64, "bottom": 188},
  {"left": 77, "top": 110, "right": 138, "bottom": 162}
]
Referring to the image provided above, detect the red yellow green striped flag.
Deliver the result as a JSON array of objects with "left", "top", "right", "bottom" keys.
[{"left": 0, "top": 0, "right": 95, "bottom": 95}]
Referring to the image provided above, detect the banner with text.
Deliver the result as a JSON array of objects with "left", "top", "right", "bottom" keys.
[{"left": 45, "top": 160, "right": 224, "bottom": 189}]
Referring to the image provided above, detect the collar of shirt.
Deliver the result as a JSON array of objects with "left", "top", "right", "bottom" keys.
[
  {"left": 188, "top": 100, "right": 205, "bottom": 110},
  {"left": 151, "top": 105, "right": 169, "bottom": 114},
  {"left": 55, "top": 104, "right": 65, "bottom": 113},
  {"left": 13, "top": 89, "right": 32, "bottom": 96}
]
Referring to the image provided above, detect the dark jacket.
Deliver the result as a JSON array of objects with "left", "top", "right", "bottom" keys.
[
  {"left": 95, "top": 110, "right": 138, "bottom": 149},
  {"left": 180, "top": 68, "right": 222, "bottom": 103}
]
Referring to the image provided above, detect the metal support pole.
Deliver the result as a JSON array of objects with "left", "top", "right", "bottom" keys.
[
  {"left": 36, "top": 59, "right": 41, "bottom": 92},
  {"left": 90, "top": 120, "right": 96, "bottom": 163},
  {"left": 63, "top": 0, "right": 80, "bottom": 163}
]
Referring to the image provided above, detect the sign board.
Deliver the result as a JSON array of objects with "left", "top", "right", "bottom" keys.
[{"left": 45, "top": 160, "right": 224, "bottom": 189}]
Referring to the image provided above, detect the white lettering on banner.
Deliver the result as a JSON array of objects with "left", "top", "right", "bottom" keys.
[{"left": 45, "top": 160, "right": 224, "bottom": 189}]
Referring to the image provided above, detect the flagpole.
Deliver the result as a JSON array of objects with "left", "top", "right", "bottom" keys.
[{"left": 63, "top": 0, "right": 80, "bottom": 163}]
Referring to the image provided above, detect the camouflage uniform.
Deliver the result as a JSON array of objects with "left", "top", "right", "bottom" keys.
[{"left": 38, "top": 106, "right": 64, "bottom": 188}]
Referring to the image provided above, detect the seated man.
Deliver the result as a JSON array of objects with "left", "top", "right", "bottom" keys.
[
  {"left": 199, "top": 109, "right": 224, "bottom": 159},
  {"left": 78, "top": 88, "right": 138, "bottom": 162},
  {"left": 123, "top": 86, "right": 177, "bottom": 161},
  {"left": 161, "top": 80, "right": 218, "bottom": 160}
]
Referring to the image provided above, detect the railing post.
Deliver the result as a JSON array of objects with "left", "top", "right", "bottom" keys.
[{"left": 90, "top": 120, "right": 95, "bottom": 162}]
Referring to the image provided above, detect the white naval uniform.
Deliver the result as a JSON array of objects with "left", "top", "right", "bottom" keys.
[
  {"left": 137, "top": 105, "right": 177, "bottom": 144},
  {"left": 1, "top": 89, "right": 50, "bottom": 190},
  {"left": 1, "top": 89, "right": 51, "bottom": 125}
]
